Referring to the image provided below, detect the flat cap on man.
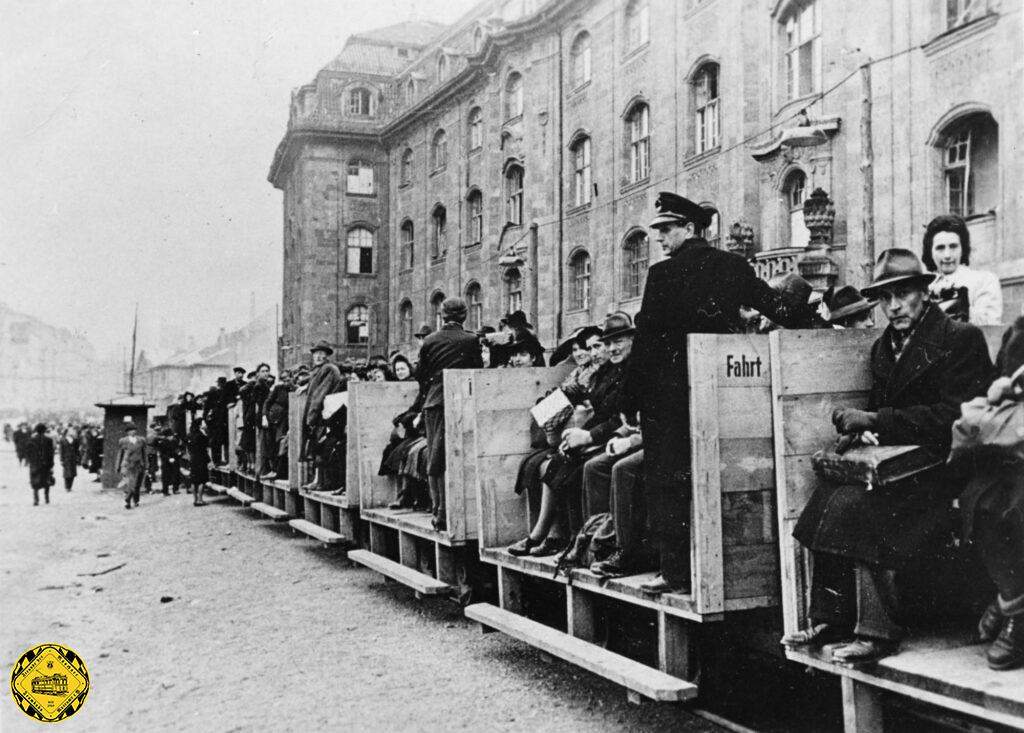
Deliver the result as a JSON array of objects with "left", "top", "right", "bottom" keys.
[
  {"left": 441, "top": 297, "right": 468, "bottom": 321},
  {"left": 650, "top": 191, "right": 712, "bottom": 229}
]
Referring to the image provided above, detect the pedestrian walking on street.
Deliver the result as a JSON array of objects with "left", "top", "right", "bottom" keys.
[
  {"left": 157, "top": 427, "right": 183, "bottom": 494},
  {"left": 59, "top": 428, "right": 80, "bottom": 491},
  {"left": 26, "top": 423, "right": 55, "bottom": 506},
  {"left": 13, "top": 423, "right": 31, "bottom": 466},
  {"left": 187, "top": 419, "right": 211, "bottom": 506},
  {"left": 116, "top": 421, "right": 148, "bottom": 509}
]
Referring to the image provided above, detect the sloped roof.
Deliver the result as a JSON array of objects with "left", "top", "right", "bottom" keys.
[
  {"left": 324, "top": 20, "right": 449, "bottom": 75},
  {"left": 354, "top": 20, "right": 448, "bottom": 46}
]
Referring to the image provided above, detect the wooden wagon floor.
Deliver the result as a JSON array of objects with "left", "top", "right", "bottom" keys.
[
  {"left": 787, "top": 626, "right": 1024, "bottom": 723},
  {"left": 298, "top": 488, "right": 351, "bottom": 509},
  {"left": 362, "top": 506, "right": 458, "bottom": 545},
  {"left": 479, "top": 547, "right": 716, "bottom": 621}
]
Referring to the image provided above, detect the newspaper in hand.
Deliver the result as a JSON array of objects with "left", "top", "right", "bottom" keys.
[
  {"left": 322, "top": 391, "right": 348, "bottom": 420},
  {"left": 530, "top": 388, "right": 572, "bottom": 427}
]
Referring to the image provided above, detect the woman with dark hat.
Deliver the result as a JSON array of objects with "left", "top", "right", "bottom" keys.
[
  {"left": 922, "top": 214, "right": 1002, "bottom": 325},
  {"left": 488, "top": 311, "right": 545, "bottom": 367},
  {"left": 508, "top": 313, "right": 632, "bottom": 557},
  {"left": 822, "top": 285, "right": 877, "bottom": 329}
]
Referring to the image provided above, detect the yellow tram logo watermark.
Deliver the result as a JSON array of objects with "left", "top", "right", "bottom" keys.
[{"left": 10, "top": 644, "right": 90, "bottom": 722}]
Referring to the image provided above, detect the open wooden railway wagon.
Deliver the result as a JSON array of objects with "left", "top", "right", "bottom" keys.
[
  {"left": 346, "top": 377, "right": 490, "bottom": 601},
  {"left": 207, "top": 329, "right": 1024, "bottom": 730},
  {"left": 770, "top": 327, "right": 1024, "bottom": 731}
]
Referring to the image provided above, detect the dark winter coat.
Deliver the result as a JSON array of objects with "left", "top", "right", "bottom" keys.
[
  {"left": 303, "top": 361, "right": 344, "bottom": 428},
  {"left": 187, "top": 429, "right": 210, "bottom": 485},
  {"left": 59, "top": 438, "right": 79, "bottom": 480},
  {"left": 794, "top": 303, "right": 994, "bottom": 565},
  {"left": 26, "top": 433, "right": 54, "bottom": 489},
  {"left": 263, "top": 383, "right": 290, "bottom": 428},
  {"left": 413, "top": 323, "right": 482, "bottom": 411}
]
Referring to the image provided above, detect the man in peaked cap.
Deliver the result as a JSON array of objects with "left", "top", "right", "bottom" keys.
[
  {"left": 626, "top": 191, "right": 812, "bottom": 594},
  {"left": 302, "top": 340, "right": 344, "bottom": 491},
  {"left": 409, "top": 297, "right": 482, "bottom": 530}
]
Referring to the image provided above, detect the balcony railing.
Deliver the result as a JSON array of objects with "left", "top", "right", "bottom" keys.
[{"left": 752, "top": 247, "right": 804, "bottom": 281}]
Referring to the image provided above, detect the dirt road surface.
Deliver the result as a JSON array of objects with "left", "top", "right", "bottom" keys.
[{"left": 0, "top": 445, "right": 725, "bottom": 732}]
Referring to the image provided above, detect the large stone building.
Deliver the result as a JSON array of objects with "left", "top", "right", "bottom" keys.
[
  {"left": 0, "top": 302, "right": 122, "bottom": 418},
  {"left": 269, "top": 0, "right": 1022, "bottom": 360}
]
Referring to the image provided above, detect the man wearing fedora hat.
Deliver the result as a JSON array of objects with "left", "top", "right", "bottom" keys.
[
  {"left": 302, "top": 340, "right": 344, "bottom": 492},
  {"left": 627, "top": 191, "right": 811, "bottom": 594},
  {"left": 411, "top": 297, "right": 482, "bottom": 529},
  {"left": 786, "top": 248, "right": 994, "bottom": 664}
]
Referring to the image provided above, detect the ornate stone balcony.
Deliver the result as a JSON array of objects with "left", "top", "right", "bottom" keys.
[{"left": 752, "top": 247, "right": 803, "bottom": 281}]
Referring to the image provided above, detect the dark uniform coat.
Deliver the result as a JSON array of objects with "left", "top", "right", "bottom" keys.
[
  {"left": 625, "top": 239, "right": 805, "bottom": 578},
  {"left": 794, "top": 303, "right": 993, "bottom": 565},
  {"left": 187, "top": 429, "right": 210, "bottom": 485},
  {"left": 26, "top": 433, "right": 54, "bottom": 489}
]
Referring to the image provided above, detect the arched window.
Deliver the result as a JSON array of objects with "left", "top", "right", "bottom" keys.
[
  {"left": 400, "top": 148, "right": 413, "bottom": 186},
  {"left": 431, "top": 205, "right": 447, "bottom": 259},
  {"left": 783, "top": 170, "right": 809, "bottom": 249},
  {"left": 570, "top": 32, "right": 591, "bottom": 87},
  {"left": 467, "top": 189, "right": 484, "bottom": 245},
  {"left": 346, "top": 228, "right": 374, "bottom": 274},
  {"left": 431, "top": 291, "right": 446, "bottom": 330},
  {"left": 468, "top": 107, "right": 483, "bottom": 151},
  {"left": 400, "top": 219, "right": 415, "bottom": 270},
  {"left": 346, "top": 305, "right": 369, "bottom": 344},
  {"left": 625, "top": 0, "right": 650, "bottom": 52},
  {"left": 504, "top": 268, "right": 523, "bottom": 313},
  {"left": 622, "top": 230, "right": 649, "bottom": 299},
  {"left": 939, "top": 112, "right": 998, "bottom": 218},
  {"left": 465, "top": 282, "right": 483, "bottom": 331},
  {"left": 781, "top": 0, "right": 821, "bottom": 100},
  {"left": 571, "top": 136, "right": 592, "bottom": 206},
  {"left": 693, "top": 63, "right": 720, "bottom": 153},
  {"left": 347, "top": 160, "right": 374, "bottom": 195},
  {"left": 437, "top": 54, "right": 449, "bottom": 82},
  {"left": 399, "top": 300, "right": 414, "bottom": 342},
  {"left": 505, "top": 72, "right": 523, "bottom": 119},
  {"left": 405, "top": 78, "right": 416, "bottom": 104},
  {"left": 505, "top": 164, "right": 524, "bottom": 225},
  {"left": 431, "top": 129, "right": 448, "bottom": 169},
  {"left": 701, "top": 206, "right": 721, "bottom": 248},
  {"left": 627, "top": 103, "right": 650, "bottom": 182},
  {"left": 473, "top": 27, "right": 485, "bottom": 53},
  {"left": 347, "top": 87, "right": 375, "bottom": 117},
  {"left": 569, "top": 251, "right": 592, "bottom": 311}
]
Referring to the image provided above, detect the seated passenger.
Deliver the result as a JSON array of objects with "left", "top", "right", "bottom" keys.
[
  {"left": 959, "top": 317, "right": 1024, "bottom": 670},
  {"left": 784, "top": 249, "right": 994, "bottom": 664},
  {"left": 508, "top": 313, "right": 632, "bottom": 557},
  {"left": 821, "top": 285, "right": 877, "bottom": 329},
  {"left": 583, "top": 419, "right": 650, "bottom": 578}
]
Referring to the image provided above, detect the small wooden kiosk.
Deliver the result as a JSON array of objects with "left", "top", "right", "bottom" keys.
[{"left": 94, "top": 395, "right": 154, "bottom": 489}]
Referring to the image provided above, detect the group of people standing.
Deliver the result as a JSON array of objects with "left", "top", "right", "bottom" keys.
[{"left": 8, "top": 421, "right": 103, "bottom": 505}]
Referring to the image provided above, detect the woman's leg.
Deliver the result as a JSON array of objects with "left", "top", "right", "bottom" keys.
[{"left": 528, "top": 482, "right": 559, "bottom": 541}]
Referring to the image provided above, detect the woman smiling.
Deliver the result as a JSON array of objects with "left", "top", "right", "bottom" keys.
[{"left": 922, "top": 214, "right": 1003, "bottom": 325}]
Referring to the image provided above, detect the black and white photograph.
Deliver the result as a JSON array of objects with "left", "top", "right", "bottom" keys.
[{"left": 2, "top": 0, "right": 1022, "bottom": 730}]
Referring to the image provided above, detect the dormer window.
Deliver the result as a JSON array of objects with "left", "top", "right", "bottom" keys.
[{"left": 347, "top": 87, "right": 375, "bottom": 117}]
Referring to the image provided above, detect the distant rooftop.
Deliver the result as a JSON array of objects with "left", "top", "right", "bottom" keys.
[{"left": 324, "top": 20, "right": 450, "bottom": 75}]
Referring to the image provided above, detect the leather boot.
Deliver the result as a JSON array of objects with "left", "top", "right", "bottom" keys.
[
  {"left": 987, "top": 615, "right": 1024, "bottom": 671},
  {"left": 977, "top": 598, "right": 1003, "bottom": 643}
]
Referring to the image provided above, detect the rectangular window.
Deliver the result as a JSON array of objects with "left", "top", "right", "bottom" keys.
[
  {"left": 946, "top": 0, "right": 985, "bottom": 29},
  {"left": 469, "top": 195, "right": 483, "bottom": 243},
  {"left": 784, "top": 2, "right": 821, "bottom": 100},
  {"left": 573, "top": 139, "right": 592, "bottom": 206},
  {"left": 347, "top": 163, "right": 374, "bottom": 195},
  {"left": 506, "top": 169, "right": 524, "bottom": 225},
  {"left": 629, "top": 107, "right": 650, "bottom": 182},
  {"left": 945, "top": 128, "right": 973, "bottom": 217}
]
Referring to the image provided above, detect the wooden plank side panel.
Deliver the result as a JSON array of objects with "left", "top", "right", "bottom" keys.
[
  {"left": 719, "top": 437, "right": 775, "bottom": 493},
  {"left": 723, "top": 543, "right": 779, "bottom": 601},
  {"left": 775, "top": 329, "right": 878, "bottom": 395},
  {"left": 351, "top": 382, "right": 421, "bottom": 512},
  {"left": 289, "top": 393, "right": 306, "bottom": 490},
  {"left": 688, "top": 335, "right": 724, "bottom": 615},
  {"left": 472, "top": 367, "right": 571, "bottom": 551},
  {"left": 781, "top": 391, "right": 870, "bottom": 456},
  {"left": 443, "top": 371, "right": 478, "bottom": 543}
]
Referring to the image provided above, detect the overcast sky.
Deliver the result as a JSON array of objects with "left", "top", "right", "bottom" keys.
[{"left": 0, "top": 0, "right": 479, "bottom": 360}]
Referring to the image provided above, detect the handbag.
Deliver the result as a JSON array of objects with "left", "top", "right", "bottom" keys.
[
  {"left": 812, "top": 442, "right": 944, "bottom": 489},
  {"left": 950, "top": 395, "right": 1024, "bottom": 465}
]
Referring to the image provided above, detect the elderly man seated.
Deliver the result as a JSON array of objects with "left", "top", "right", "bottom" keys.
[{"left": 783, "top": 249, "right": 994, "bottom": 664}]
